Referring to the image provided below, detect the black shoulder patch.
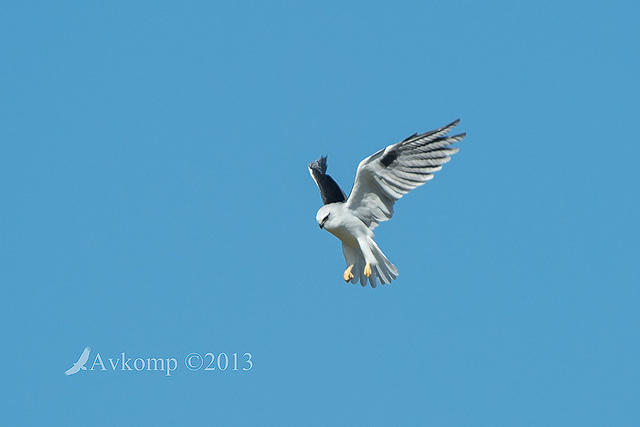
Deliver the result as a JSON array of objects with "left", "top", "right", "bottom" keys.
[{"left": 380, "top": 150, "right": 398, "bottom": 167}]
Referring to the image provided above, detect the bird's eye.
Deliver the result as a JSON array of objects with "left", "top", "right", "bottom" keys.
[{"left": 323, "top": 214, "right": 330, "bottom": 222}]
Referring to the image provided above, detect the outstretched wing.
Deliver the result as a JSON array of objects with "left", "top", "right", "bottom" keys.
[
  {"left": 308, "top": 156, "right": 347, "bottom": 205},
  {"left": 77, "top": 347, "right": 90, "bottom": 365},
  {"left": 345, "top": 119, "right": 466, "bottom": 229},
  {"left": 65, "top": 365, "right": 80, "bottom": 375}
]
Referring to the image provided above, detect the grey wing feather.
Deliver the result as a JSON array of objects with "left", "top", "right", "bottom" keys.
[{"left": 345, "top": 119, "right": 466, "bottom": 229}]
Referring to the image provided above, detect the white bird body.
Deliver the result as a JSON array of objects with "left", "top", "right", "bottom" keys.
[
  {"left": 316, "top": 202, "right": 372, "bottom": 247},
  {"left": 309, "top": 119, "right": 466, "bottom": 288},
  {"left": 316, "top": 202, "right": 397, "bottom": 286}
]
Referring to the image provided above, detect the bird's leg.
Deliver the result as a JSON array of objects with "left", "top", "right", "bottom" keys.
[
  {"left": 357, "top": 236, "right": 376, "bottom": 279},
  {"left": 364, "top": 263, "right": 372, "bottom": 277},
  {"left": 343, "top": 264, "right": 355, "bottom": 282}
]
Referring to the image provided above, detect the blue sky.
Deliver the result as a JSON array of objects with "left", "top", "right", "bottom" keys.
[{"left": 2, "top": 1, "right": 638, "bottom": 425}]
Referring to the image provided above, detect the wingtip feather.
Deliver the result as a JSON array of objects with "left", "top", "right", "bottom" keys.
[{"left": 308, "top": 156, "right": 328, "bottom": 174}]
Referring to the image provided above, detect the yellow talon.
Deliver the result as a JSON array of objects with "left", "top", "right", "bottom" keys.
[
  {"left": 364, "top": 263, "right": 372, "bottom": 278},
  {"left": 343, "top": 264, "right": 355, "bottom": 282}
]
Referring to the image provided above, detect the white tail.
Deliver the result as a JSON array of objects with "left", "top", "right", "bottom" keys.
[{"left": 342, "top": 238, "right": 398, "bottom": 288}]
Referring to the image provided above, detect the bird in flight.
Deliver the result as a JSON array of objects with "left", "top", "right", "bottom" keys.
[
  {"left": 65, "top": 346, "right": 91, "bottom": 375},
  {"left": 308, "top": 119, "right": 466, "bottom": 288}
]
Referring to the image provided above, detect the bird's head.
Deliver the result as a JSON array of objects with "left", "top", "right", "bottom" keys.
[{"left": 316, "top": 204, "right": 336, "bottom": 230}]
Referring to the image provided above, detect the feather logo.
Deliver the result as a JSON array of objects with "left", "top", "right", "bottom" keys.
[{"left": 65, "top": 347, "right": 90, "bottom": 375}]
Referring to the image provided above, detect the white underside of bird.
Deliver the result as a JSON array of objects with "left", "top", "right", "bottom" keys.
[
  {"left": 309, "top": 119, "right": 466, "bottom": 288},
  {"left": 316, "top": 202, "right": 398, "bottom": 287}
]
